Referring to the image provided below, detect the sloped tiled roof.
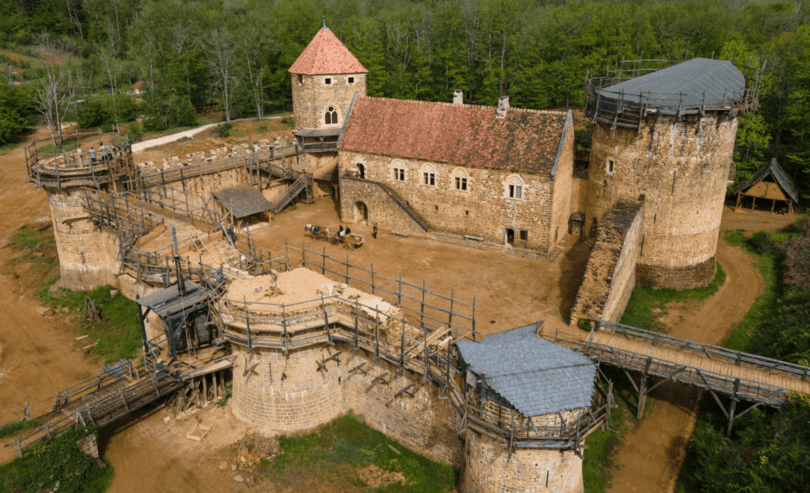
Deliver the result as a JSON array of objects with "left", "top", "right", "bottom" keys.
[
  {"left": 213, "top": 185, "right": 274, "bottom": 218},
  {"left": 288, "top": 27, "right": 367, "bottom": 75},
  {"left": 735, "top": 158, "right": 799, "bottom": 202},
  {"left": 339, "top": 98, "right": 569, "bottom": 174},
  {"left": 455, "top": 324, "right": 596, "bottom": 417}
]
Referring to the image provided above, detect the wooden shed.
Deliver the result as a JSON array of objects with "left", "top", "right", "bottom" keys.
[{"left": 734, "top": 158, "right": 799, "bottom": 214}]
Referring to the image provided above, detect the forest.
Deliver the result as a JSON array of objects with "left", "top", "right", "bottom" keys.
[{"left": 0, "top": 0, "right": 809, "bottom": 195}]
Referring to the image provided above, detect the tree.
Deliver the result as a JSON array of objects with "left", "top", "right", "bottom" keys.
[
  {"left": 204, "top": 27, "right": 239, "bottom": 123},
  {"left": 31, "top": 36, "right": 79, "bottom": 143}
]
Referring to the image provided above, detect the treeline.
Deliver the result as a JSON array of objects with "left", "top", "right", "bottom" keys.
[{"left": 2, "top": 0, "right": 810, "bottom": 194}]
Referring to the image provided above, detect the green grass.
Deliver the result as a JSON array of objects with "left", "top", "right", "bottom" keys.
[
  {"left": 262, "top": 413, "right": 457, "bottom": 492},
  {"left": 0, "top": 419, "right": 39, "bottom": 439},
  {"left": 0, "top": 426, "right": 112, "bottom": 493},
  {"left": 719, "top": 231, "right": 779, "bottom": 351},
  {"left": 8, "top": 224, "right": 142, "bottom": 364},
  {"left": 583, "top": 366, "right": 655, "bottom": 492},
  {"left": 619, "top": 263, "right": 726, "bottom": 331},
  {"left": 36, "top": 139, "right": 80, "bottom": 155}
]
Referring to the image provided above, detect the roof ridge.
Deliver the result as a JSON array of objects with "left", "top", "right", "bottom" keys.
[{"left": 360, "top": 96, "right": 567, "bottom": 115}]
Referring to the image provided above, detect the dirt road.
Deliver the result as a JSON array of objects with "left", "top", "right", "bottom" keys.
[
  {"left": 605, "top": 238, "right": 764, "bottom": 493},
  {"left": 0, "top": 132, "right": 98, "bottom": 461}
]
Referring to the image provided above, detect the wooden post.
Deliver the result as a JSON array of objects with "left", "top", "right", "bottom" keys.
[
  {"left": 345, "top": 255, "right": 350, "bottom": 284},
  {"left": 202, "top": 375, "right": 208, "bottom": 406},
  {"left": 472, "top": 295, "right": 477, "bottom": 341},
  {"left": 302, "top": 240, "right": 306, "bottom": 266},
  {"left": 397, "top": 273, "right": 402, "bottom": 306},
  {"left": 448, "top": 289, "right": 455, "bottom": 327},
  {"left": 371, "top": 264, "right": 375, "bottom": 294},
  {"left": 771, "top": 199, "right": 776, "bottom": 214},
  {"left": 284, "top": 242, "right": 290, "bottom": 270},
  {"left": 420, "top": 280, "right": 426, "bottom": 326},
  {"left": 322, "top": 247, "right": 326, "bottom": 275},
  {"left": 636, "top": 357, "right": 652, "bottom": 419},
  {"left": 727, "top": 379, "right": 740, "bottom": 437},
  {"left": 751, "top": 196, "right": 756, "bottom": 210}
]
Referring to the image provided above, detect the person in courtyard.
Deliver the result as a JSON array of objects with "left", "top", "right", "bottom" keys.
[
  {"left": 89, "top": 146, "right": 96, "bottom": 165},
  {"left": 373, "top": 223, "right": 378, "bottom": 239}
]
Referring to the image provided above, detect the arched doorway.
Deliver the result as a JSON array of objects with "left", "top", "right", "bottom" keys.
[
  {"left": 356, "top": 163, "right": 365, "bottom": 179},
  {"left": 353, "top": 201, "right": 368, "bottom": 223}
]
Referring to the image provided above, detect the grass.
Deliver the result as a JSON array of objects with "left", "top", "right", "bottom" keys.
[
  {"left": 0, "top": 128, "right": 36, "bottom": 153},
  {"left": 619, "top": 263, "right": 727, "bottom": 331},
  {"left": 8, "top": 224, "right": 143, "bottom": 364},
  {"left": 0, "top": 419, "right": 39, "bottom": 439},
  {"left": 583, "top": 366, "right": 655, "bottom": 492},
  {"left": 718, "top": 230, "right": 780, "bottom": 351},
  {"left": 0, "top": 426, "right": 112, "bottom": 493},
  {"left": 36, "top": 139, "right": 81, "bottom": 155},
  {"left": 262, "top": 413, "right": 457, "bottom": 492}
]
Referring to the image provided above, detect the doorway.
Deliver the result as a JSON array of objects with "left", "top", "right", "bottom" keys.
[
  {"left": 353, "top": 201, "right": 368, "bottom": 223},
  {"left": 506, "top": 228, "right": 515, "bottom": 246},
  {"left": 357, "top": 163, "right": 365, "bottom": 179}
]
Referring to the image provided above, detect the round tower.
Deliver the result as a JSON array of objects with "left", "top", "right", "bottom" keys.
[
  {"left": 26, "top": 132, "right": 133, "bottom": 290},
  {"left": 584, "top": 59, "right": 757, "bottom": 289},
  {"left": 288, "top": 19, "right": 367, "bottom": 136}
]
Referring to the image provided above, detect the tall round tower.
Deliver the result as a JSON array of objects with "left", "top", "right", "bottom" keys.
[
  {"left": 288, "top": 19, "right": 367, "bottom": 149},
  {"left": 26, "top": 132, "right": 133, "bottom": 290},
  {"left": 584, "top": 59, "right": 757, "bottom": 289}
]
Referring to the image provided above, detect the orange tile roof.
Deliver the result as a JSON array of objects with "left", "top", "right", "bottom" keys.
[
  {"left": 288, "top": 28, "right": 368, "bottom": 75},
  {"left": 339, "top": 98, "right": 569, "bottom": 175}
]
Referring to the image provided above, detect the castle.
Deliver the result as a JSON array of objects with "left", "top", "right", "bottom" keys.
[{"left": 20, "top": 20, "right": 761, "bottom": 493}]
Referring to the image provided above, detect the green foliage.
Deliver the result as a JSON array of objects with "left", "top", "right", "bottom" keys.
[
  {"left": 170, "top": 97, "right": 198, "bottom": 128},
  {"left": 619, "top": 263, "right": 726, "bottom": 331},
  {"left": 575, "top": 128, "right": 592, "bottom": 149},
  {"left": 0, "top": 419, "right": 39, "bottom": 439},
  {"left": 0, "top": 83, "right": 31, "bottom": 145},
  {"left": 264, "top": 413, "right": 457, "bottom": 492},
  {"left": 217, "top": 382, "right": 232, "bottom": 407},
  {"left": 215, "top": 122, "right": 232, "bottom": 138},
  {"left": 0, "top": 426, "right": 113, "bottom": 493}
]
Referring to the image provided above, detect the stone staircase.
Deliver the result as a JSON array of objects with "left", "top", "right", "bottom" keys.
[{"left": 372, "top": 180, "right": 430, "bottom": 232}]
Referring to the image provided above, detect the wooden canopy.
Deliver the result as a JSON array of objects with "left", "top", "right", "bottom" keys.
[{"left": 734, "top": 158, "right": 798, "bottom": 214}]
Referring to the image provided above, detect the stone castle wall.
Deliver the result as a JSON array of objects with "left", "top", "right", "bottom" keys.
[
  {"left": 586, "top": 112, "right": 737, "bottom": 288},
  {"left": 48, "top": 190, "right": 120, "bottom": 291},
  {"left": 339, "top": 177, "right": 430, "bottom": 235},
  {"left": 460, "top": 431, "right": 584, "bottom": 493},
  {"left": 570, "top": 202, "right": 643, "bottom": 328},
  {"left": 338, "top": 149, "right": 570, "bottom": 253},
  {"left": 291, "top": 73, "right": 366, "bottom": 130},
  {"left": 549, "top": 115, "right": 576, "bottom": 245}
]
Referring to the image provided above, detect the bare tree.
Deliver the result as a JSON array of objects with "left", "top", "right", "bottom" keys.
[
  {"left": 32, "top": 39, "right": 80, "bottom": 143},
  {"left": 238, "top": 21, "right": 272, "bottom": 120},
  {"left": 1, "top": 56, "right": 14, "bottom": 86},
  {"left": 204, "top": 28, "right": 239, "bottom": 123}
]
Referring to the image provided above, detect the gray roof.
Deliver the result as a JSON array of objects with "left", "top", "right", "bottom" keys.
[
  {"left": 736, "top": 158, "right": 799, "bottom": 202},
  {"left": 295, "top": 128, "right": 341, "bottom": 138},
  {"left": 455, "top": 324, "right": 596, "bottom": 417},
  {"left": 600, "top": 58, "right": 745, "bottom": 111},
  {"left": 213, "top": 185, "right": 273, "bottom": 218},
  {"left": 136, "top": 281, "right": 208, "bottom": 321}
]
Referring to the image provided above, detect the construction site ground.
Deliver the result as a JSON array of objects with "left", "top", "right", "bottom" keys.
[{"left": 0, "top": 127, "right": 797, "bottom": 492}]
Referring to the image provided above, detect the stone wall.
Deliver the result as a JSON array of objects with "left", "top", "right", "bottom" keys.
[
  {"left": 231, "top": 341, "right": 464, "bottom": 466},
  {"left": 549, "top": 114, "right": 576, "bottom": 246},
  {"left": 570, "top": 202, "right": 643, "bottom": 328},
  {"left": 338, "top": 149, "right": 572, "bottom": 254},
  {"left": 48, "top": 190, "right": 120, "bottom": 291},
  {"left": 586, "top": 112, "right": 736, "bottom": 288},
  {"left": 338, "top": 177, "right": 430, "bottom": 235},
  {"left": 460, "top": 432, "right": 584, "bottom": 493},
  {"left": 291, "top": 73, "right": 366, "bottom": 130}
]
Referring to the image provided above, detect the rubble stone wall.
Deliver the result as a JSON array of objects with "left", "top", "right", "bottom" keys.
[
  {"left": 585, "top": 112, "right": 737, "bottom": 288},
  {"left": 291, "top": 73, "right": 366, "bottom": 130}
]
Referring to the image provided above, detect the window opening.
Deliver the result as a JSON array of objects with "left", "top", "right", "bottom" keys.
[
  {"left": 325, "top": 106, "right": 338, "bottom": 125},
  {"left": 297, "top": 74, "right": 303, "bottom": 84},
  {"left": 520, "top": 230, "right": 528, "bottom": 241},
  {"left": 392, "top": 162, "right": 406, "bottom": 182},
  {"left": 325, "top": 77, "right": 332, "bottom": 85},
  {"left": 455, "top": 176, "right": 468, "bottom": 191},
  {"left": 348, "top": 76, "right": 355, "bottom": 84},
  {"left": 424, "top": 170, "right": 435, "bottom": 186},
  {"left": 356, "top": 163, "right": 365, "bottom": 179},
  {"left": 608, "top": 159, "right": 615, "bottom": 174}
]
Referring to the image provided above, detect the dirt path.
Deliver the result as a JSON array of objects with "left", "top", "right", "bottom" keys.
[
  {"left": 0, "top": 131, "right": 98, "bottom": 461},
  {"left": 605, "top": 238, "right": 764, "bottom": 493}
]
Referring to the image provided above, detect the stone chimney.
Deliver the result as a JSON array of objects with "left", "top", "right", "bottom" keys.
[
  {"left": 496, "top": 95, "right": 510, "bottom": 118},
  {"left": 453, "top": 90, "right": 463, "bottom": 105}
]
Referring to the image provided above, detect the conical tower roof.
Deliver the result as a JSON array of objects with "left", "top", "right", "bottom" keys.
[{"left": 289, "top": 24, "right": 368, "bottom": 75}]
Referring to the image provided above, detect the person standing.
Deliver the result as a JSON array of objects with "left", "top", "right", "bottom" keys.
[
  {"left": 372, "top": 223, "right": 378, "bottom": 239},
  {"left": 89, "top": 146, "right": 97, "bottom": 165}
]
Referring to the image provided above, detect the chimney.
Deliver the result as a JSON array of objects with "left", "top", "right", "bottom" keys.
[
  {"left": 496, "top": 95, "right": 510, "bottom": 118},
  {"left": 453, "top": 90, "right": 463, "bottom": 105}
]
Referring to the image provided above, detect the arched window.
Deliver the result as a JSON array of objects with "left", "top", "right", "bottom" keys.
[
  {"left": 452, "top": 168, "right": 469, "bottom": 191},
  {"left": 505, "top": 175, "right": 524, "bottom": 200},
  {"left": 356, "top": 163, "right": 365, "bottom": 179},
  {"left": 325, "top": 106, "right": 338, "bottom": 125},
  {"left": 392, "top": 160, "right": 406, "bottom": 182},
  {"left": 421, "top": 164, "right": 437, "bottom": 187}
]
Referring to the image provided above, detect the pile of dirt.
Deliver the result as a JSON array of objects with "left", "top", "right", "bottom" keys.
[
  {"left": 355, "top": 464, "right": 410, "bottom": 488},
  {"left": 217, "top": 433, "right": 281, "bottom": 485}
]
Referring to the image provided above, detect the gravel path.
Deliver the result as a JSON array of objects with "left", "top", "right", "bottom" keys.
[{"left": 131, "top": 116, "right": 282, "bottom": 152}]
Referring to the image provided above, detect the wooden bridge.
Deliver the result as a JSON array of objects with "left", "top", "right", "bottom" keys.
[{"left": 542, "top": 320, "right": 810, "bottom": 434}]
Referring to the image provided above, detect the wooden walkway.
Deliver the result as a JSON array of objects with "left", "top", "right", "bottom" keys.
[{"left": 542, "top": 321, "right": 810, "bottom": 421}]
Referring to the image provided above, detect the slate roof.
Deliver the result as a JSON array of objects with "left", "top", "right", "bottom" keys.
[
  {"left": 599, "top": 58, "right": 746, "bottom": 111},
  {"left": 213, "top": 185, "right": 274, "bottom": 218},
  {"left": 288, "top": 27, "right": 368, "bottom": 75},
  {"left": 339, "top": 97, "right": 570, "bottom": 175},
  {"left": 455, "top": 324, "right": 596, "bottom": 417},
  {"left": 735, "top": 158, "right": 799, "bottom": 202}
]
